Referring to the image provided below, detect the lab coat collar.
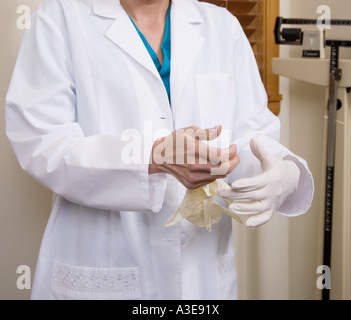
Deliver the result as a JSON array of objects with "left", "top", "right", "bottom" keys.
[
  {"left": 93, "top": 0, "right": 205, "bottom": 107},
  {"left": 93, "top": 0, "right": 204, "bottom": 23},
  {"left": 95, "top": 0, "right": 160, "bottom": 80},
  {"left": 171, "top": 0, "right": 204, "bottom": 24},
  {"left": 93, "top": 0, "right": 119, "bottom": 19},
  {"left": 170, "top": 0, "right": 205, "bottom": 107}
]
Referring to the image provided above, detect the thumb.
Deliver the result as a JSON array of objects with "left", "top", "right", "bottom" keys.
[{"left": 250, "top": 138, "right": 280, "bottom": 171}]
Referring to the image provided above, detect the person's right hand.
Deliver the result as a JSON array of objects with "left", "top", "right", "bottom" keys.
[{"left": 148, "top": 125, "right": 240, "bottom": 189}]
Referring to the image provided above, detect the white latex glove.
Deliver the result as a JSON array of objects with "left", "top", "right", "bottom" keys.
[{"left": 220, "top": 138, "right": 300, "bottom": 228}]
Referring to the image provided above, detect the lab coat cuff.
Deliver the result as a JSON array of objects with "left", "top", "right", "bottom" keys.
[
  {"left": 143, "top": 130, "right": 169, "bottom": 213},
  {"left": 148, "top": 173, "right": 167, "bottom": 213},
  {"left": 277, "top": 155, "right": 315, "bottom": 217}
]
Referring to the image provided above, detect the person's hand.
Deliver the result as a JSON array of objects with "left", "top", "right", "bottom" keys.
[
  {"left": 220, "top": 138, "right": 300, "bottom": 228},
  {"left": 149, "top": 125, "right": 240, "bottom": 189}
]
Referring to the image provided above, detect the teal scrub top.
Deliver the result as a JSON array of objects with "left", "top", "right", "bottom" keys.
[{"left": 129, "top": 5, "right": 171, "bottom": 103}]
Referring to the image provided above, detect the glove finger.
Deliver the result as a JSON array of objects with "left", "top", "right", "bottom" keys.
[
  {"left": 228, "top": 172, "right": 270, "bottom": 192},
  {"left": 246, "top": 209, "right": 274, "bottom": 229},
  {"left": 250, "top": 138, "right": 270, "bottom": 164},
  {"left": 221, "top": 188, "right": 269, "bottom": 201},
  {"left": 250, "top": 138, "right": 281, "bottom": 171},
  {"left": 219, "top": 189, "right": 239, "bottom": 199},
  {"left": 228, "top": 200, "right": 269, "bottom": 215}
]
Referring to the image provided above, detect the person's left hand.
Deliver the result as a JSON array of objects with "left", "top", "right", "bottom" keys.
[{"left": 220, "top": 138, "right": 300, "bottom": 228}]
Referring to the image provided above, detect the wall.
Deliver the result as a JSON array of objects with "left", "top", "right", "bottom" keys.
[
  {"left": 0, "top": 0, "right": 51, "bottom": 300},
  {"left": 285, "top": 0, "right": 351, "bottom": 300}
]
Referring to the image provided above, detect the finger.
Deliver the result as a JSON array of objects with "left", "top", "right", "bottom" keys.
[
  {"left": 250, "top": 138, "right": 269, "bottom": 164},
  {"left": 228, "top": 144, "right": 237, "bottom": 158},
  {"left": 220, "top": 186, "right": 269, "bottom": 201},
  {"left": 208, "top": 125, "right": 222, "bottom": 140},
  {"left": 250, "top": 138, "right": 281, "bottom": 171},
  {"left": 245, "top": 210, "right": 274, "bottom": 229},
  {"left": 185, "top": 125, "right": 222, "bottom": 141},
  {"left": 207, "top": 143, "right": 237, "bottom": 166},
  {"left": 181, "top": 135, "right": 208, "bottom": 165},
  {"left": 210, "top": 154, "right": 240, "bottom": 176},
  {"left": 187, "top": 180, "right": 217, "bottom": 190},
  {"left": 227, "top": 153, "right": 240, "bottom": 174},
  {"left": 185, "top": 137, "right": 222, "bottom": 164},
  {"left": 230, "top": 171, "right": 270, "bottom": 191},
  {"left": 185, "top": 176, "right": 221, "bottom": 189},
  {"left": 219, "top": 188, "right": 255, "bottom": 200},
  {"left": 196, "top": 142, "right": 223, "bottom": 165},
  {"left": 163, "top": 163, "right": 219, "bottom": 189},
  {"left": 228, "top": 199, "right": 270, "bottom": 214},
  {"left": 218, "top": 144, "right": 237, "bottom": 162}
]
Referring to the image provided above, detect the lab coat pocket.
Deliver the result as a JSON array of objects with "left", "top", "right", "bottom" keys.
[
  {"left": 50, "top": 260, "right": 141, "bottom": 300},
  {"left": 195, "top": 74, "right": 235, "bottom": 134},
  {"left": 217, "top": 252, "right": 237, "bottom": 300}
]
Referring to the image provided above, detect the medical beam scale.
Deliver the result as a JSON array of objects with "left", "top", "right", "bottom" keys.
[{"left": 274, "top": 17, "right": 351, "bottom": 301}]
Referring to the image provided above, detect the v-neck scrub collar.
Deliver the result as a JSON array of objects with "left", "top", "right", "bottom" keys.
[{"left": 129, "top": 5, "right": 171, "bottom": 103}]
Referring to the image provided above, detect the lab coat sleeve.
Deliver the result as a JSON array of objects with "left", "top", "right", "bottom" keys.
[
  {"left": 228, "top": 17, "right": 314, "bottom": 216},
  {"left": 5, "top": 8, "right": 166, "bottom": 213}
]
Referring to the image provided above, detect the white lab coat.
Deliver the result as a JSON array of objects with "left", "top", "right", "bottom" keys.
[{"left": 6, "top": 0, "right": 314, "bottom": 300}]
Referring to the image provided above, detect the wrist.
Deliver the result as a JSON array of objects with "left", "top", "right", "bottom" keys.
[
  {"left": 148, "top": 138, "right": 165, "bottom": 175},
  {"left": 149, "top": 161, "right": 164, "bottom": 174}
]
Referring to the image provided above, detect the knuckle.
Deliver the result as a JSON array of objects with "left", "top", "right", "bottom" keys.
[{"left": 185, "top": 127, "right": 197, "bottom": 137}]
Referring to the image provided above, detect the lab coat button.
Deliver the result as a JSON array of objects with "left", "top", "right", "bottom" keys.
[{"left": 180, "top": 232, "right": 187, "bottom": 245}]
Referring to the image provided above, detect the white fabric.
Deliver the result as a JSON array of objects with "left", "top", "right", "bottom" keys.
[{"left": 5, "top": 0, "right": 314, "bottom": 300}]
